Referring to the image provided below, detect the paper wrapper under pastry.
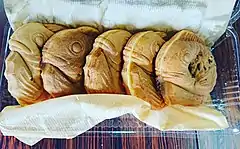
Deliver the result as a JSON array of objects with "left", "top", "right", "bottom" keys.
[
  {"left": 84, "top": 29, "right": 131, "bottom": 94},
  {"left": 122, "top": 31, "right": 166, "bottom": 109},
  {"left": 155, "top": 30, "right": 217, "bottom": 106},
  {"left": 0, "top": 94, "right": 228, "bottom": 146},
  {"left": 41, "top": 27, "right": 99, "bottom": 97},
  {"left": 5, "top": 23, "right": 55, "bottom": 105}
]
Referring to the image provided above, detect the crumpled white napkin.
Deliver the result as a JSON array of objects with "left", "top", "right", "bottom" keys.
[
  {"left": 0, "top": 94, "right": 228, "bottom": 146},
  {"left": 4, "top": 0, "right": 236, "bottom": 43}
]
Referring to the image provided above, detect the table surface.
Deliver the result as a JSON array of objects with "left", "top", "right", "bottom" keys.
[{"left": 1, "top": 1, "right": 240, "bottom": 149}]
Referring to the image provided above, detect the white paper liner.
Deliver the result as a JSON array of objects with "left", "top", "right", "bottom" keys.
[{"left": 0, "top": 95, "right": 228, "bottom": 146}]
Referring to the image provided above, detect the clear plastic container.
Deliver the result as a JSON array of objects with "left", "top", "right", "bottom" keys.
[{"left": 0, "top": 0, "right": 240, "bottom": 138}]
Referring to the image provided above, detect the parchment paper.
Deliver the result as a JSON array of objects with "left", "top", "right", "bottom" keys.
[
  {"left": 1, "top": 0, "right": 236, "bottom": 146},
  {"left": 0, "top": 95, "right": 228, "bottom": 146}
]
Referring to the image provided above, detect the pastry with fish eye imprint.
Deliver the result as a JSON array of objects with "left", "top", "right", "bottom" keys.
[
  {"left": 121, "top": 31, "right": 166, "bottom": 109},
  {"left": 8, "top": 22, "right": 54, "bottom": 87},
  {"left": 42, "top": 27, "right": 99, "bottom": 97},
  {"left": 84, "top": 29, "right": 132, "bottom": 94},
  {"left": 5, "top": 23, "right": 54, "bottom": 105},
  {"left": 155, "top": 30, "right": 217, "bottom": 106}
]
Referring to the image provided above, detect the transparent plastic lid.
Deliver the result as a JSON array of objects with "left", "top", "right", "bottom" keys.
[{"left": 0, "top": 0, "right": 240, "bottom": 138}]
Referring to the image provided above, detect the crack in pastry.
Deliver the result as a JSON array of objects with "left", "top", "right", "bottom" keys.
[
  {"left": 155, "top": 30, "right": 217, "bottom": 106},
  {"left": 122, "top": 31, "right": 166, "bottom": 109},
  {"left": 42, "top": 27, "right": 99, "bottom": 97},
  {"left": 84, "top": 29, "right": 131, "bottom": 94}
]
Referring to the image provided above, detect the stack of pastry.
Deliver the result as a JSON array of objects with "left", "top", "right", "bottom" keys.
[{"left": 5, "top": 23, "right": 217, "bottom": 109}]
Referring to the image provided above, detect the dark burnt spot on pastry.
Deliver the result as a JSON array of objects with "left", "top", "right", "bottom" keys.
[
  {"left": 197, "top": 63, "right": 201, "bottom": 71},
  {"left": 208, "top": 58, "right": 213, "bottom": 64},
  {"left": 204, "top": 66, "right": 207, "bottom": 71},
  {"left": 155, "top": 78, "right": 161, "bottom": 91}
]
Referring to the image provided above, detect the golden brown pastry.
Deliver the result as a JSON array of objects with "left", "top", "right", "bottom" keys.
[
  {"left": 41, "top": 64, "right": 81, "bottom": 97},
  {"left": 8, "top": 23, "right": 54, "bottom": 86},
  {"left": 43, "top": 24, "right": 67, "bottom": 33},
  {"left": 77, "top": 26, "right": 100, "bottom": 38},
  {"left": 155, "top": 30, "right": 217, "bottom": 106},
  {"left": 5, "top": 52, "right": 50, "bottom": 106},
  {"left": 84, "top": 30, "right": 131, "bottom": 94},
  {"left": 5, "top": 23, "right": 54, "bottom": 105},
  {"left": 121, "top": 31, "right": 166, "bottom": 109},
  {"left": 42, "top": 27, "right": 99, "bottom": 97}
]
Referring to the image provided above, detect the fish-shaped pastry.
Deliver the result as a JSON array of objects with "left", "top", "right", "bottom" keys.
[
  {"left": 84, "top": 29, "right": 131, "bottom": 94},
  {"left": 5, "top": 52, "right": 50, "bottom": 105},
  {"left": 155, "top": 30, "right": 217, "bottom": 106},
  {"left": 122, "top": 31, "right": 166, "bottom": 109},
  {"left": 42, "top": 27, "right": 99, "bottom": 97},
  {"left": 5, "top": 23, "right": 55, "bottom": 105}
]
